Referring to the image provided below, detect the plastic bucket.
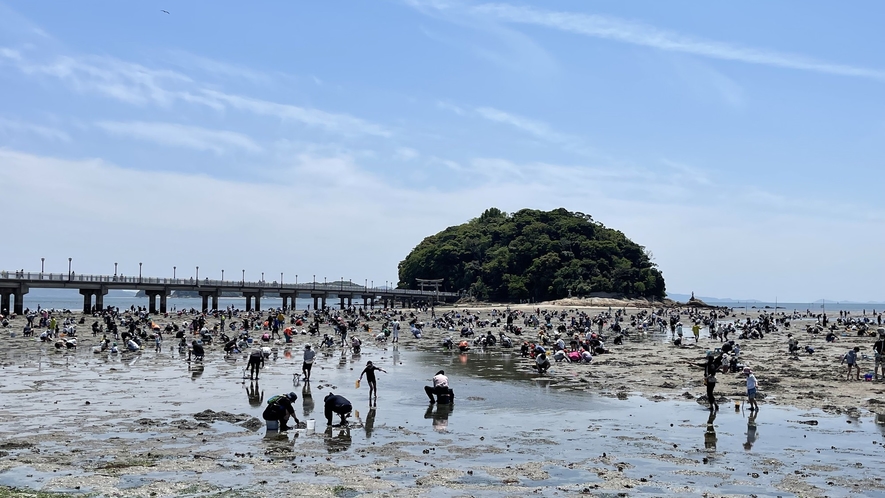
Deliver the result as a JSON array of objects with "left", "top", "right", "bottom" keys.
[
  {"left": 306, "top": 419, "right": 315, "bottom": 431},
  {"left": 266, "top": 420, "right": 279, "bottom": 431}
]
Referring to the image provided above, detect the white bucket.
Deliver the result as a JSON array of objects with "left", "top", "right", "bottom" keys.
[{"left": 306, "top": 419, "right": 315, "bottom": 431}]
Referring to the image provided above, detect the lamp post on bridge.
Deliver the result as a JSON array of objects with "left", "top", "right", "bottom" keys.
[
  {"left": 41, "top": 258, "right": 44, "bottom": 273},
  {"left": 222, "top": 269, "right": 225, "bottom": 282},
  {"left": 114, "top": 262, "right": 117, "bottom": 277},
  {"left": 261, "top": 272, "right": 264, "bottom": 284},
  {"left": 68, "top": 258, "right": 72, "bottom": 281},
  {"left": 341, "top": 277, "right": 343, "bottom": 292},
  {"left": 173, "top": 266, "right": 176, "bottom": 279},
  {"left": 139, "top": 262, "right": 142, "bottom": 283},
  {"left": 242, "top": 269, "right": 245, "bottom": 286},
  {"left": 280, "top": 272, "right": 283, "bottom": 288},
  {"left": 196, "top": 266, "right": 199, "bottom": 281}
]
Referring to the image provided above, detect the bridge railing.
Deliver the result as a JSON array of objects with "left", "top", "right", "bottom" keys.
[{"left": 0, "top": 271, "right": 457, "bottom": 297}]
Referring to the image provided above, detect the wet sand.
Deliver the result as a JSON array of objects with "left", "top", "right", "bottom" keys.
[{"left": 1, "top": 302, "right": 884, "bottom": 497}]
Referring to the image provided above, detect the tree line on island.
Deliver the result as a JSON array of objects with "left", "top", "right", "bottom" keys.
[{"left": 397, "top": 208, "right": 666, "bottom": 302}]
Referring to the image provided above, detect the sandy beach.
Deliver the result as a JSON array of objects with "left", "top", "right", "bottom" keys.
[{"left": 1, "top": 300, "right": 884, "bottom": 497}]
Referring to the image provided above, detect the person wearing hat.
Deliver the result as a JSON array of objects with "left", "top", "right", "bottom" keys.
[
  {"left": 302, "top": 343, "right": 316, "bottom": 382},
  {"left": 874, "top": 329, "right": 885, "bottom": 381},
  {"left": 744, "top": 367, "right": 759, "bottom": 411},
  {"left": 358, "top": 361, "right": 387, "bottom": 404},
  {"left": 324, "top": 392, "right": 353, "bottom": 426},
  {"left": 263, "top": 392, "right": 300, "bottom": 431}
]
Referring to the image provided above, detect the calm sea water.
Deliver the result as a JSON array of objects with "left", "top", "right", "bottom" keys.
[{"left": 17, "top": 290, "right": 882, "bottom": 315}]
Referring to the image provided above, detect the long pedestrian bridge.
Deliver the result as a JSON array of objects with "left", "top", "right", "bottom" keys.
[{"left": 0, "top": 271, "right": 458, "bottom": 314}]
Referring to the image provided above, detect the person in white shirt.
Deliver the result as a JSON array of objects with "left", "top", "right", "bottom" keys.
[
  {"left": 425, "top": 370, "right": 454, "bottom": 404},
  {"left": 302, "top": 344, "right": 316, "bottom": 381},
  {"left": 744, "top": 367, "right": 759, "bottom": 411}
]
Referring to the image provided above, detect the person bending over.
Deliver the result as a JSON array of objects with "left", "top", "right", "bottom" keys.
[
  {"left": 424, "top": 370, "right": 454, "bottom": 404},
  {"left": 324, "top": 393, "right": 353, "bottom": 426},
  {"left": 263, "top": 392, "right": 300, "bottom": 431}
]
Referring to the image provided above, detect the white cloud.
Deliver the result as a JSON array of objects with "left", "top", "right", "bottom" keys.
[
  {"left": 475, "top": 107, "right": 565, "bottom": 142},
  {"left": 394, "top": 147, "right": 420, "bottom": 161},
  {"left": 0, "top": 147, "right": 881, "bottom": 301},
  {"left": 200, "top": 90, "right": 393, "bottom": 138},
  {"left": 95, "top": 121, "right": 262, "bottom": 154},
  {"left": 471, "top": 3, "right": 885, "bottom": 81},
  {"left": 0, "top": 47, "right": 21, "bottom": 60},
  {"left": 0, "top": 117, "right": 70, "bottom": 142},
  {"left": 165, "top": 50, "right": 273, "bottom": 85},
  {"left": 5, "top": 51, "right": 392, "bottom": 138}
]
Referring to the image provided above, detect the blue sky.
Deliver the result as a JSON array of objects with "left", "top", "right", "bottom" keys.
[{"left": 0, "top": 1, "right": 882, "bottom": 302}]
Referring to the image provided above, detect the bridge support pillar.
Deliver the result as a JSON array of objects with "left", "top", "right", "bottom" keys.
[
  {"left": 13, "top": 290, "right": 24, "bottom": 315},
  {"left": 93, "top": 287, "right": 107, "bottom": 313},
  {"left": 201, "top": 294, "right": 209, "bottom": 312},
  {"left": 0, "top": 291, "right": 11, "bottom": 316},
  {"left": 280, "top": 292, "right": 296, "bottom": 311},
  {"left": 159, "top": 293, "right": 168, "bottom": 314},
  {"left": 212, "top": 295, "right": 219, "bottom": 311},
  {"left": 339, "top": 296, "right": 345, "bottom": 310},
  {"left": 370, "top": 297, "right": 375, "bottom": 310},
  {"left": 243, "top": 291, "right": 262, "bottom": 312},
  {"left": 79, "top": 289, "right": 94, "bottom": 314},
  {"left": 145, "top": 291, "right": 160, "bottom": 314},
  {"left": 347, "top": 296, "right": 352, "bottom": 308},
  {"left": 312, "top": 295, "right": 319, "bottom": 311},
  {"left": 362, "top": 296, "right": 368, "bottom": 309}
]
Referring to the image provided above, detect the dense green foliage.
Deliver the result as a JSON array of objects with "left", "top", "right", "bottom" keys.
[{"left": 398, "top": 208, "right": 665, "bottom": 302}]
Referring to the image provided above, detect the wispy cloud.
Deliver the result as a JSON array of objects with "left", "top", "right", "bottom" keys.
[
  {"left": 200, "top": 90, "right": 393, "bottom": 137},
  {"left": 475, "top": 107, "right": 568, "bottom": 143},
  {"left": 0, "top": 117, "right": 70, "bottom": 142},
  {"left": 470, "top": 106, "right": 597, "bottom": 157},
  {"left": 165, "top": 50, "right": 274, "bottom": 85},
  {"left": 95, "top": 121, "right": 262, "bottom": 155},
  {"left": 394, "top": 147, "right": 420, "bottom": 161},
  {"left": 4, "top": 50, "right": 393, "bottom": 138},
  {"left": 470, "top": 3, "right": 885, "bottom": 82},
  {"left": 0, "top": 47, "right": 21, "bottom": 60}
]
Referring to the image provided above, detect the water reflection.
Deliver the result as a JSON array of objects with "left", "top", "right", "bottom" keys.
[
  {"left": 744, "top": 413, "right": 758, "bottom": 450},
  {"left": 189, "top": 364, "right": 204, "bottom": 380},
  {"left": 424, "top": 403, "right": 454, "bottom": 432},
  {"left": 704, "top": 411, "right": 717, "bottom": 451},
  {"left": 246, "top": 381, "right": 263, "bottom": 407},
  {"left": 324, "top": 426, "right": 352, "bottom": 453},
  {"left": 364, "top": 407, "right": 376, "bottom": 438},
  {"left": 302, "top": 383, "right": 314, "bottom": 417}
]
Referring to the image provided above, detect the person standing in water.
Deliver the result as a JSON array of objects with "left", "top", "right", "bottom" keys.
[
  {"left": 302, "top": 343, "right": 316, "bottom": 381},
  {"left": 358, "top": 361, "right": 387, "bottom": 405},
  {"left": 744, "top": 367, "right": 759, "bottom": 411}
]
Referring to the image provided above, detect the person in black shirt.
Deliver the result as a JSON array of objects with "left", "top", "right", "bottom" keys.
[
  {"left": 324, "top": 393, "right": 352, "bottom": 426},
  {"left": 874, "top": 329, "right": 885, "bottom": 380},
  {"left": 248, "top": 350, "right": 264, "bottom": 380},
  {"left": 358, "top": 361, "right": 387, "bottom": 403}
]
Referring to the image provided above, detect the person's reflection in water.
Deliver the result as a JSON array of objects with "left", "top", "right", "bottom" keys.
[
  {"left": 743, "top": 412, "right": 758, "bottom": 450},
  {"left": 364, "top": 407, "right": 376, "bottom": 438},
  {"left": 189, "top": 364, "right": 204, "bottom": 381},
  {"left": 247, "top": 380, "right": 264, "bottom": 407},
  {"left": 324, "top": 426, "right": 352, "bottom": 453},
  {"left": 302, "top": 382, "right": 314, "bottom": 417},
  {"left": 704, "top": 410, "right": 717, "bottom": 451},
  {"left": 424, "top": 403, "right": 454, "bottom": 432}
]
